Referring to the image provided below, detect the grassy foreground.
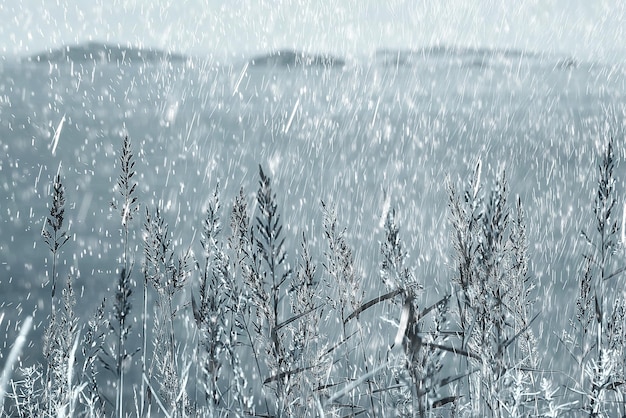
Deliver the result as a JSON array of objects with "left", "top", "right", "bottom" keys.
[{"left": 1, "top": 135, "right": 625, "bottom": 417}]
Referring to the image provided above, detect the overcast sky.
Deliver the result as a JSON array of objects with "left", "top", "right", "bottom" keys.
[{"left": 1, "top": 0, "right": 625, "bottom": 62}]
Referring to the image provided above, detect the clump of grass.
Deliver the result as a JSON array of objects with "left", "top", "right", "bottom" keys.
[
  {"left": 562, "top": 137, "right": 626, "bottom": 416},
  {"left": 370, "top": 207, "right": 455, "bottom": 416},
  {"left": 80, "top": 299, "right": 107, "bottom": 416},
  {"left": 7, "top": 362, "right": 40, "bottom": 418},
  {"left": 191, "top": 182, "right": 226, "bottom": 412},
  {"left": 104, "top": 136, "right": 139, "bottom": 418},
  {"left": 226, "top": 186, "right": 271, "bottom": 414},
  {"left": 321, "top": 200, "right": 365, "bottom": 414},
  {"left": 509, "top": 196, "right": 538, "bottom": 370},
  {"left": 250, "top": 165, "right": 294, "bottom": 415},
  {"left": 143, "top": 206, "right": 193, "bottom": 416},
  {"left": 190, "top": 182, "right": 251, "bottom": 416},
  {"left": 447, "top": 163, "right": 539, "bottom": 416},
  {"left": 322, "top": 201, "right": 362, "bottom": 322},
  {"left": 43, "top": 273, "right": 81, "bottom": 416},
  {"left": 1, "top": 316, "right": 34, "bottom": 415},
  {"left": 11, "top": 171, "right": 107, "bottom": 418},
  {"left": 12, "top": 131, "right": 626, "bottom": 417},
  {"left": 286, "top": 233, "right": 328, "bottom": 415}
]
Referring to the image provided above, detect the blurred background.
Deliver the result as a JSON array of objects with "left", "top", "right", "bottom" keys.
[{"left": 0, "top": 0, "right": 624, "bottom": 62}]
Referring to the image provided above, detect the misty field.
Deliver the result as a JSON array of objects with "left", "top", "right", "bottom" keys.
[{"left": 2, "top": 50, "right": 626, "bottom": 416}]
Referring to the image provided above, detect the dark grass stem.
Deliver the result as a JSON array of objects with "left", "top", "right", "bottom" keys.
[
  {"left": 229, "top": 187, "right": 271, "bottom": 414},
  {"left": 112, "top": 136, "right": 138, "bottom": 418},
  {"left": 42, "top": 172, "right": 71, "bottom": 415},
  {"left": 42, "top": 173, "right": 70, "bottom": 311},
  {"left": 253, "top": 166, "right": 292, "bottom": 416}
]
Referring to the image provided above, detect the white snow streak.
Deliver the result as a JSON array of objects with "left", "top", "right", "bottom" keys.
[
  {"left": 77, "top": 193, "right": 93, "bottom": 224},
  {"left": 284, "top": 97, "right": 300, "bottom": 134},
  {"left": 371, "top": 97, "right": 380, "bottom": 128},
  {"left": 50, "top": 114, "right": 66, "bottom": 156},
  {"left": 473, "top": 159, "right": 482, "bottom": 200},
  {"left": 0, "top": 315, "right": 32, "bottom": 412},
  {"left": 268, "top": 153, "right": 281, "bottom": 176},
  {"left": 378, "top": 190, "right": 391, "bottom": 229},
  {"left": 184, "top": 112, "right": 198, "bottom": 146},
  {"left": 233, "top": 62, "right": 248, "bottom": 96},
  {"left": 394, "top": 300, "right": 410, "bottom": 348},
  {"left": 34, "top": 165, "right": 44, "bottom": 190},
  {"left": 165, "top": 101, "right": 180, "bottom": 124}
]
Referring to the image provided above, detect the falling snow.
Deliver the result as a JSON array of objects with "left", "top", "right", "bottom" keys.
[{"left": 2, "top": 1, "right": 626, "bottom": 416}]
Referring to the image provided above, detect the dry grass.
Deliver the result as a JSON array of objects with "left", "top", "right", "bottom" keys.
[{"left": 3, "top": 136, "right": 626, "bottom": 417}]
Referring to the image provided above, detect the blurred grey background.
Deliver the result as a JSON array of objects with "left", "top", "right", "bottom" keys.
[{"left": 1, "top": 0, "right": 624, "bottom": 62}]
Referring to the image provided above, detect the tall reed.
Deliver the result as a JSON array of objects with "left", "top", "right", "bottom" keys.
[
  {"left": 568, "top": 137, "right": 626, "bottom": 416},
  {"left": 110, "top": 136, "right": 138, "bottom": 418},
  {"left": 41, "top": 172, "right": 72, "bottom": 416},
  {"left": 42, "top": 173, "right": 70, "bottom": 307}
]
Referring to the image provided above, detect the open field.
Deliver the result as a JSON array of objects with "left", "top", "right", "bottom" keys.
[{"left": 2, "top": 50, "right": 626, "bottom": 416}]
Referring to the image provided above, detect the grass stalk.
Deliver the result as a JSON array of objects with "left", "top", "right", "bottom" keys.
[
  {"left": 253, "top": 166, "right": 292, "bottom": 416},
  {"left": 42, "top": 172, "right": 71, "bottom": 312},
  {"left": 112, "top": 136, "right": 138, "bottom": 418}
]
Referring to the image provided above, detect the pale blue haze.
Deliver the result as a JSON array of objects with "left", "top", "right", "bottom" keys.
[{"left": 0, "top": 0, "right": 625, "bottom": 62}]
